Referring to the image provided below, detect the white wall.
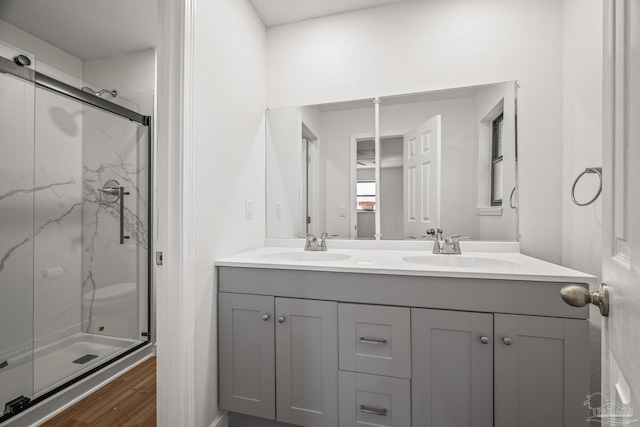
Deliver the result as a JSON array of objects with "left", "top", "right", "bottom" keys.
[
  {"left": 0, "top": 18, "right": 83, "bottom": 79},
  {"left": 267, "top": 0, "right": 564, "bottom": 262},
  {"left": 192, "top": 0, "right": 266, "bottom": 425},
  {"left": 266, "top": 107, "right": 302, "bottom": 238},
  {"left": 561, "top": 0, "right": 603, "bottom": 396},
  {"left": 320, "top": 106, "right": 375, "bottom": 236},
  {"left": 84, "top": 49, "right": 156, "bottom": 99}
]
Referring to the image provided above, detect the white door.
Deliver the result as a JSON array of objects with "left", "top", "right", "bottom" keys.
[
  {"left": 403, "top": 115, "right": 441, "bottom": 239},
  {"left": 600, "top": 0, "right": 640, "bottom": 422}
]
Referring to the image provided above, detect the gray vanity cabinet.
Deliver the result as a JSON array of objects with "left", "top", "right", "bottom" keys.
[
  {"left": 494, "top": 314, "right": 589, "bottom": 427},
  {"left": 219, "top": 293, "right": 276, "bottom": 420},
  {"left": 411, "top": 309, "right": 494, "bottom": 427},
  {"left": 218, "top": 267, "right": 591, "bottom": 427},
  {"left": 219, "top": 292, "right": 339, "bottom": 427}
]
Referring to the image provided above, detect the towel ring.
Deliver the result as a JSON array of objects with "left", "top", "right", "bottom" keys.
[{"left": 571, "top": 167, "right": 602, "bottom": 206}]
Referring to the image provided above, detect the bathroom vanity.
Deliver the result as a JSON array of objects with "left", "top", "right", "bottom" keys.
[{"left": 216, "top": 245, "right": 594, "bottom": 427}]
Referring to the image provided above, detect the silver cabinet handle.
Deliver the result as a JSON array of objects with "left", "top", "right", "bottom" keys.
[
  {"left": 503, "top": 337, "right": 513, "bottom": 346},
  {"left": 360, "top": 405, "right": 387, "bottom": 416},
  {"left": 262, "top": 314, "right": 270, "bottom": 321},
  {"left": 359, "top": 337, "right": 387, "bottom": 345},
  {"left": 277, "top": 316, "right": 285, "bottom": 324},
  {"left": 480, "top": 336, "right": 489, "bottom": 344}
]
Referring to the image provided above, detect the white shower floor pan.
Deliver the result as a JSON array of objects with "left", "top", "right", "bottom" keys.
[{"left": 0, "top": 332, "right": 139, "bottom": 406}]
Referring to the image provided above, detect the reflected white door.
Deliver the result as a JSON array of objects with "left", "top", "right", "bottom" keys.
[
  {"left": 601, "top": 0, "right": 640, "bottom": 421},
  {"left": 403, "top": 115, "right": 441, "bottom": 239}
]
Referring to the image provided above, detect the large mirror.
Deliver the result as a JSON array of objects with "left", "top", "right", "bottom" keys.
[{"left": 266, "top": 82, "right": 518, "bottom": 241}]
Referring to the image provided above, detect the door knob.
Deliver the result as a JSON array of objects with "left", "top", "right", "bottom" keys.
[
  {"left": 262, "top": 314, "right": 270, "bottom": 321},
  {"left": 503, "top": 337, "right": 513, "bottom": 346},
  {"left": 480, "top": 336, "right": 490, "bottom": 345},
  {"left": 277, "top": 316, "right": 285, "bottom": 324},
  {"left": 561, "top": 284, "right": 609, "bottom": 316}
]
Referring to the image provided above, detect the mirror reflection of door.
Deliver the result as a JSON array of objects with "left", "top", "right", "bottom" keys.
[{"left": 403, "top": 115, "right": 441, "bottom": 239}]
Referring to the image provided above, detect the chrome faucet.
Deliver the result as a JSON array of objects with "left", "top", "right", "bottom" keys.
[
  {"left": 441, "top": 234, "right": 469, "bottom": 254},
  {"left": 304, "top": 232, "right": 328, "bottom": 251},
  {"left": 423, "top": 228, "right": 444, "bottom": 254},
  {"left": 423, "top": 229, "right": 468, "bottom": 254}
]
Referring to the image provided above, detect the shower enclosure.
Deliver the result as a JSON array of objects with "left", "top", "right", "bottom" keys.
[{"left": 0, "top": 45, "right": 151, "bottom": 422}]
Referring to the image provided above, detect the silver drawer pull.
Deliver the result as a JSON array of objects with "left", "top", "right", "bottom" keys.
[
  {"left": 359, "top": 337, "right": 387, "bottom": 345},
  {"left": 360, "top": 405, "right": 387, "bottom": 416}
]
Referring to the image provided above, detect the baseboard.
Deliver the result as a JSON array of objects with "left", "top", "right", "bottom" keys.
[{"left": 211, "top": 411, "right": 228, "bottom": 427}]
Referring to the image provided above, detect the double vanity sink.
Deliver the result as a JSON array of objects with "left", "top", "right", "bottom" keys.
[
  {"left": 261, "top": 250, "right": 521, "bottom": 269},
  {"left": 219, "top": 244, "right": 594, "bottom": 283},
  {"left": 216, "top": 243, "right": 594, "bottom": 427}
]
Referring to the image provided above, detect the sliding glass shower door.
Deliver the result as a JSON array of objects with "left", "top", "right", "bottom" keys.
[
  {"left": 0, "top": 47, "right": 151, "bottom": 421},
  {"left": 0, "top": 57, "right": 36, "bottom": 414}
]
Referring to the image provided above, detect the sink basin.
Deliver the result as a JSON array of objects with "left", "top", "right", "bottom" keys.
[
  {"left": 261, "top": 252, "right": 351, "bottom": 262},
  {"left": 402, "top": 255, "right": 520, "bottom": 269}
]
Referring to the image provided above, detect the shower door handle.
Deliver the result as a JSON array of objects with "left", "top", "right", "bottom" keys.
[{"left": 119, "top": 186, "right": 130, "bottom": 244}]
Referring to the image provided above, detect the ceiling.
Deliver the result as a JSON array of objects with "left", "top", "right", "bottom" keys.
[
  {"left": 0, "top": 0, "right": 157, "bottom": 60},
  {"left": 357, "top": 137, "right": 404, "bottom": 169},
  {"left": 0, "top": 0, "right": 404, "bottom": 60},
  {"left": 249, "top": 0, "right": 406, "bottom": 27}
]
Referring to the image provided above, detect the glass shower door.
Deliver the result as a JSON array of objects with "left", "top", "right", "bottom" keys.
[
  {"left": 0, "top": 59, "right": 36, "bottom": 412},
  {"left": 1, "top": 45, "right": 150, "bottom": 419},
  {"left": 31, "top": 86, "right": 150, "bottom": 397}
]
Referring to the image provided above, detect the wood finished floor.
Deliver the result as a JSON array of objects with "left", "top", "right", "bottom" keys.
[{"left": 42, "top": 357, "right": 156, "bottom": 427}]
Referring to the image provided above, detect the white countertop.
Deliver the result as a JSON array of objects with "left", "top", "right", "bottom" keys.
[{"left": 216, "top": 243, "right": 596, "bottom": 284}]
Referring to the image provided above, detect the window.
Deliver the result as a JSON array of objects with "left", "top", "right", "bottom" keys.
[
  {"left": 491, "top": 113, "right": 504, "bottom": 206},
  {"left": 357, "top": 181, "right": 376, "bottom": 211}
]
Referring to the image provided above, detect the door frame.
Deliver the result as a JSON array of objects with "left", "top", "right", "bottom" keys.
[
  {"left": 300, "top": 123, "right": 318, "bottom": 236},
  {"left": 350, "top": 130, "right": 410, "bottom": 240},
  {"left": 155, "top": 0, "right": 198, "bottom": 425}
]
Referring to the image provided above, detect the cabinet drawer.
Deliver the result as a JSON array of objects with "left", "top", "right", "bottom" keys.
[
  {"left": 339, "top": 371, "right": 410, "bottom": 427},
  {"left": 339, "top": 303, "right": 411, "bottom": 378}
]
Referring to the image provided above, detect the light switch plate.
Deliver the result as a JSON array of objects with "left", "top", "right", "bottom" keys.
[
  {"left": 245, "top": 199, "right": 253, "bottom": 220},
  {"left": 276, "top": 203, "right": 282, "bottom": 219},
  {"left": 339, "top": 206, "right": 346, "bottom": 217}
]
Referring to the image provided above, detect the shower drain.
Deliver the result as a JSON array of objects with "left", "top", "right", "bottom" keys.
[{"left": 72, "top": 354, "right": 98, "bottom": 364}]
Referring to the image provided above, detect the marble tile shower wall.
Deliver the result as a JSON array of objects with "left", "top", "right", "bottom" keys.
[
  {"left": 81, "top": 102, "right": 148, "bottom": 340},
  {"left": 32, "top": 84, "right": 84, "bottom": 347}
]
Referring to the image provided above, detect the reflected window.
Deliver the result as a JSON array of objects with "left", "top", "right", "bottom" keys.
[
  {"left": 357, "top": 181, "right": 376, "bottom": 211},
  {"left": 491, "top": 112, "right": 504, "bottom": 206}
]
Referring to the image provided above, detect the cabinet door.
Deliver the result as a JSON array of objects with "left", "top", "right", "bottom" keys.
[
  {"left": 412, "top": 309, "right": 493, "bottom": 427},
  {"left": 219, "top": 293, "right": 275, "bottom": 419},
  {"left": 494, "top": 314, "right": 589, "bottom": 427},
  {"left": 276, "top": 297, "right": 338, "bottom": 427}
]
